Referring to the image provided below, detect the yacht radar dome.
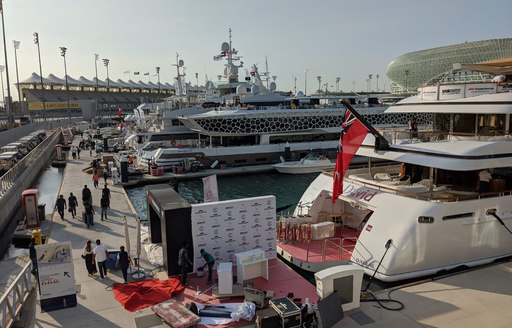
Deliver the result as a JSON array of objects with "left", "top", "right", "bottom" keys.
[
  {"left": 251, "top": 85, "right": 260, "bottom": 95},
  {"left": 178, "top": 59, "right": 184, "bottom": 67},
  {"left": 269, "top": 82, "right": 277, "bottom": 91},
  {"left": 236, "top": 85, "right": 247, "bottom": 95},
  {"left": 221, "top": 42, "right": 229, "bottom": 52},
  {"left": 296, "top": 91, "right": 304, "bottom": 97}
]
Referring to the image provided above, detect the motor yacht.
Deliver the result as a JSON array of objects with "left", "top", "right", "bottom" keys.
[{"left": 278, "top": 73, "right": 512, "bottom": 282}]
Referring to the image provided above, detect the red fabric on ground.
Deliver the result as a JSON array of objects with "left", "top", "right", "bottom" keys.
[{"left": 112, "top": 278, "right": 184, "bottom": 312}]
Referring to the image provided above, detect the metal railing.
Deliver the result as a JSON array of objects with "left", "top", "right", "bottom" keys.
[
  {"left": 341, "top": 237, "right": 358, "bottom": 258},
  {"left": 0, "top": 129, "right": 60, "bottom": 197},
  {"left": 0, "top": 261, "right": 34, "bottom": 328},
  {"left": 322, "top": 237, "right": 342, "bottom": 261}
]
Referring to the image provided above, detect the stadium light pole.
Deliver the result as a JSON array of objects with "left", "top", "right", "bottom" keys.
[
  {"left": 156, "top": 66, "right": 160, "bottom": 101},
  {"left": 94, "top": 54, "right": 99, "bottom": 116},
  {"left": 102, "top": 58, "right": 110, "bottom": 117},
  {"left": 13, "top": 40, "right": 21, "bottom": 105},
  {"left": 0, "top": 2, "right": 13, "bottom": 125},
  {"left": 376, "top": 74, "right": 380, "bottom": 92},
  {"left": 293, "top": 76, "right": 297, "bottom": 94},
  {"left": 33, "top": 32, "right": 46, "bottom": 122},
  {"left": 335, "top": 77, "right": 341, "bottom": 93},
  {"left": 0, "top": 65, "right": 5, "bottom": 110},
  {"left": 60, "top": 47, "right": 71, "bottom": 119},
  {"left": 316, "top": 76, "right": 321, "bottom": 94},
  {"left": 304, "top": 69, "right": 308, "bottom": 96}
]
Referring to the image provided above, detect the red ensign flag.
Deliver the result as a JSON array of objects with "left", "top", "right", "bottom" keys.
[{"left": 332, "top": 109, "right": 369, "bottom": 203}]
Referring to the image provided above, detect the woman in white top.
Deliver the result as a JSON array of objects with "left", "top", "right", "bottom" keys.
[{"left": 478, "top": 169, "right": 492, "bottom": 193}]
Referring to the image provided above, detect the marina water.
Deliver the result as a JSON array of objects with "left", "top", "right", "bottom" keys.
[{"left": 125, "top": 173, "right": 319, "bottom": 221}]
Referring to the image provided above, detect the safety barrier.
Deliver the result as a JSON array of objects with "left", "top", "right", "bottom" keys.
[{"left": 0, "top": 261, "right": 34, "bottom": 328}]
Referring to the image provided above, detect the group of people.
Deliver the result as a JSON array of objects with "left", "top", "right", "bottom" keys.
[
  {"left": 80, "top": 184, "right": 111, "bottom": 227},
  {"left": 81, "top": 239, "right": 131, "bottom": 283},
  {"left": 54, "top": 193, "right": 79, "bottom": 220},
  {"left": 178, "top": 241, "right": 215, "bottom": 286}
]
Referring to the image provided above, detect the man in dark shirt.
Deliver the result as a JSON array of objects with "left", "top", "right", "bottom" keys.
[
  {"left": 68, "top": 192, "right": 78, "bottom": 219},
  {"left": 55, "top": 195, "right": 67, "bottom": 220},
  {"left": 82, "top": 185, "right": 92, "bottom": 205},
  {"left": 116, "top": 246, "right": 131, "bottom": 284},
  {"left": 102, "top": 185, "right": 111, "bottom": 208},
  {"left": 100, "top": 196, "right": 109, "bottom": 221},
  {"left": 29, "top": 238, "right": 37, "bottom": 275}
]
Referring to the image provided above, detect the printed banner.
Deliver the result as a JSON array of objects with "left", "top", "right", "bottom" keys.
[
  {"left": 202, "top": 175, "right": 219, "bottom": 202},
  {"left": 28, "top": 102, "right": 81, "bottom": 110},
  {"left": 190, "top": 196, "right": 276, "bottom": 269}
]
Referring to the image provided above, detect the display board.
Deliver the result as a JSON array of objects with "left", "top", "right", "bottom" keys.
[
  {"left": 191, "top": 195, "right": 276, "bottom": 269},
  {"left": 36, "top": 241, "right": 77, "bottom": 311}
]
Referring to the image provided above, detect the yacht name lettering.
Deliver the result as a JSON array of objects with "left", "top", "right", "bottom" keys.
[
  {"left": 197, "top": 221, "right": 206, "bottom": 225},
  {"left": 343, "top": 185, "right": 377, "bottom": 201},
  {"left": 212, "top": 224, "right": 220, "bottom": 228},
  {"left": 441, "top": 88, "right": 461, "bottom": 95}
]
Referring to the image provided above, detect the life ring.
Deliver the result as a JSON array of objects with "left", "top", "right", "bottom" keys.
[{"left": 171, "top": 140, "right": 176, "bottom": 146}]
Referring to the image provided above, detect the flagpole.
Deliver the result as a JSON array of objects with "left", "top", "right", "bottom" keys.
[{"left": 339, "top": 100, "right": 390, "bottom": 150}]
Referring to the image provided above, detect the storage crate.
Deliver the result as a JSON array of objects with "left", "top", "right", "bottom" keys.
[
  {"left": 255, "top": 307, "right": 280, "bottom": 328},
  {"left": 269, "top": 297, "right": 302, "bottom": 328},
  {"left": 244, "top": 287, "right": 266, "bottom": 308}
]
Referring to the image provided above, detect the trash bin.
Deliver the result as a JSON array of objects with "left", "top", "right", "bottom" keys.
[{"left": 38, "top": 204, "right": 46, "bottom": 221}]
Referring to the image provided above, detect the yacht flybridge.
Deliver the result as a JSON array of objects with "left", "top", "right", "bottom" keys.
[{"left": 279, "top": 76, "right": 512, "bottom": 282}]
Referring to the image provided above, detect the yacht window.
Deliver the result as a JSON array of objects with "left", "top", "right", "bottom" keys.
[
  {"left": 453, "top": 114, "right": 475, "bottom": 134},
  {"left": 255, "top": 158, "right": 267, "bottom": 162},
  {"left": 234, "top": 159, "right": 247, "bottom": 164},
  {"left": 442, "top": 212, "right": 474, "bottom": 221}
]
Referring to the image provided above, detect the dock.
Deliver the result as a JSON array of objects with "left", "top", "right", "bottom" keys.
[{"left": 8, "top": 136, "right": 316, "bottom": 328}]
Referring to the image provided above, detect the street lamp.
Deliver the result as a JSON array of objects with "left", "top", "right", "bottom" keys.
[
  {"left": 60, "top": 47, "right": 71, "bottom": 119},
  {"left": 317, "top": 76, "right": 322, "bottom": 93},
  {"left": 33, "top": 32, "right": 46, "bottom": 122},
  {"left": 94, "top": 54, "right": 99, "bottom": 115},
  {"left": 102, "top": 58, "right": 110, "bottom": 117},
  {"left": 368, "top": 74, "right": 373, "bottom": 92},
  {"left": 335, "top": 77, "right": 341, "bottom": 93},
  {"left": 376, "top": 74, "right": 380, "bottom": 92},
  {"left": 304, "top": 69, "right": 308, "bottom": 96},
  {"left": 0, "top": 2, "right": 13, "bottom": 125},
  {"left": 13, "top": 40, "right": 21, "bottom": 105},
  {"left": 156, "top": 66, "right": 161, "bottom": 101}
]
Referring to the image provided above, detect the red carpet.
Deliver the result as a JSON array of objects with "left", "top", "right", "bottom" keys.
[{"left": 113, "top": 278, "right": 184, "bottom": 312}]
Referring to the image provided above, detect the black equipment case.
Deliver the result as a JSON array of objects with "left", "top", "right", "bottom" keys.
[
  {"left": 255, "top": 307, "right": 280, "bottom": 328},
  {"left": 269, "top": 297, "right": 302, "bottom": 328}
]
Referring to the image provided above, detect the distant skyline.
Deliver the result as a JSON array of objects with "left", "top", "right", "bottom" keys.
[{"left": 1, "top": 0, "right": 510, "bottom": 100}]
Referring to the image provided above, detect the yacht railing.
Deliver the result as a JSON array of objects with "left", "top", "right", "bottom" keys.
[
  {"left": 378, "top": 129, "right": 512, "bottom": 145},
  {"left": 0, "top": 261, "right": 34, "bottom": 328},
  {"left": 0, "top": 129, "right": 60, "bottom": 197},
  {"left": 322, "top": 237, "right": 342, "bottom": 261}
]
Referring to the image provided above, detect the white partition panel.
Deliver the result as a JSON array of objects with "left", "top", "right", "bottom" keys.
[{"left": 191, "top": 195, "right": 276, "bottom": 269}]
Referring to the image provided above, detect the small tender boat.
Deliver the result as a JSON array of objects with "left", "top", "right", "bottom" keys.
[{"left": 273, "top": 153, "right": 334, "bottom": 174}]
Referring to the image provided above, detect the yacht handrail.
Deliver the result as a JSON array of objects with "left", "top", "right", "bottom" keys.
[
  {"left": 341, "top": 237, "right": 358, "bottom": 258},
  {"left": 0, "top": 261, "right": 33, "bottom": 328},
  {"left": 322, "top": 237, "right": 342, "bottom": 261}
]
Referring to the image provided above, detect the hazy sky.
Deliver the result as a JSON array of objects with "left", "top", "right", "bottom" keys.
[{"left": 2, "top": 0, "right": 510, "bottom": 99}]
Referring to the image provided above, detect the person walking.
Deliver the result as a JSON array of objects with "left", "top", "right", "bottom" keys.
[
  {"left": 116, "top": 246, "right": 131, "bottom": 284},
  {"left": 178, "top": 241, "right": 193, "bottom": 286},
  {"left": 82, "top": 185, "right": 92, "bottom": 205},
  {"left": 93, "top": 239, "right": 108, "bottom": 279},
  {"left": 84, "top": 201, "right": 94, "bottom": 228},
  {"left": 82, "top": 240, "right": 97, "bottom": 275},
  {"left": 54, "top": 195, "right": 67, "bottom": 220},
  {"left": 29, "top": 238, "right": 38, "bottom": 275},
  {"left": 92, "top": 170, "right": 100, "bottom": 189},
  {"left": 68, "top": 192, "right": 78, "bottom": 219},
  {"left": 200, "top": 249, "right": 215, "bottom": 284},
  {"left": 103, "top": 170, "right": 109, "bottom": 185},
  {"left": 71, "top": 146, "right": 77, "bottom": 160},
  {"left": 100, "top": 195, "right": 109, "bottom": 221},
  {"left": 102, "top": 185, "right": 111, "bottom": 208},
  {"left": 76, "top": 146, "right": 81, "bottom": 159}
]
